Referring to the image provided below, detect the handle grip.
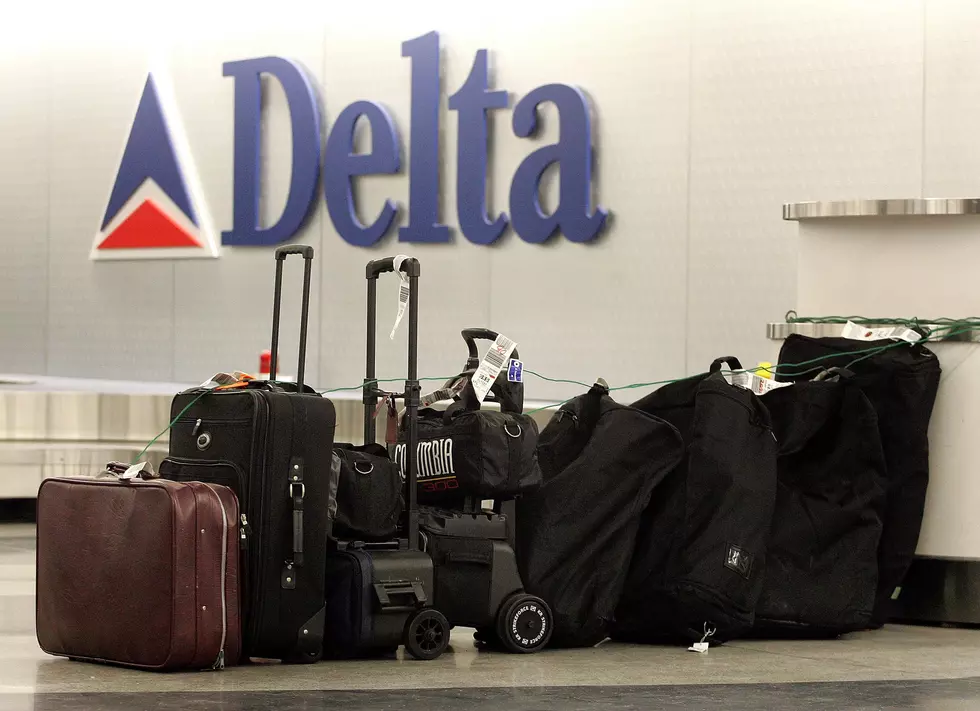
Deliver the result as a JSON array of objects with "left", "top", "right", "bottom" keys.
[
  {"left": 366, "top": 256, "right": 421, "bottom": 279},
  {"left": 709, "top": 356, "right": 743, "bottom": 373},
  {"left": 275, "top": 245, "right": 314, "bottom": 260},
  {"left": 461, "top": 328, "right": 521, "bottom": 365}
]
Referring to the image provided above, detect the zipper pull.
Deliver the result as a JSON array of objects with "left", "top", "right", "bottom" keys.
[
  {"left": 240, "top": 514, "right": 250, "bottom": 547},
  {"left": 192, "top": 418, "right": 203, "bottom": 437},
  {"left": 212, "top": 648, "right": 225, "bottom": 670}
]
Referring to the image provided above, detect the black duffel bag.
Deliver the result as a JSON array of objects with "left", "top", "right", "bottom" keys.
[
  {"left": 755, "top": 368, "right": 887, "bottom": 636},
  {"left": 395, "top": 329, "right": 541, "bottom": 504},
  {"left": 396, "top": 403, "right": 541, "bottom": 503},
  {"left": 776, "top": 334, "right": 941, "bottom": 625},
  {"left": 331, "top": 443, "right": 403, "bottom": 542},
  {"left": 614, "top": 357, "right": 778, "bottom": 646},
  {"left": 516, "top": 381, "right": 685, "bottom": 647}
]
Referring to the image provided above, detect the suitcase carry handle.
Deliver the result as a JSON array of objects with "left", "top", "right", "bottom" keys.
[
  {"left": 364, "top": 256, "right": 421, "bottom": 551},
  {"left": 365, "top": 256, "right": 421, "bottom": 279},
  {"left": 277, "top": 244, "right": 315, "bottom": 260},
  {"left": 373, "top": 580, "right": 427, "bottom": 610},
  {"left": 270, "top": 245, "right": 315, "bottom": 391},
  {"left": 709, "top": 356, "right": 743, "bottom": 373},
  {"left": 455, "top": 328, "right": 524, "bottom": 413},
  {"left": 461, "top": 328, "right": 521, "bottom": 366}
]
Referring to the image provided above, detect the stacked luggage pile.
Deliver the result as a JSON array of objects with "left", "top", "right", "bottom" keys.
[{"left": 33, "top": 247, "right": 943, "bottom": 670}]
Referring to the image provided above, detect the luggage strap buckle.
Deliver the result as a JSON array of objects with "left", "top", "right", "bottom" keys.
[{"left": 289, "top": 458, "right": 305, "bottom": 568}]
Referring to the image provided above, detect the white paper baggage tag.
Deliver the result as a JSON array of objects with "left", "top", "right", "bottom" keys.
[
  {"left": 471, "top": 334, "right": 517, "bottom": 403},
  {"left": 841, "top": 320, "right": 920, "bottom": 344},
  {"left": 728, "top": 371, "right": 793, "bottom": 395},
  {"left": 687, "top": 623, "right": 716, "bottom": 654},
  {"left": 389, "top": 254, "right": 411, "bottom": 340}
]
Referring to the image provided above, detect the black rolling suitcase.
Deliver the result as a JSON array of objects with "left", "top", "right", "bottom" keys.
[
  {"left": 322, "top": 256, "right": 450, "bottom": 661},
  {"left": 420, "top": 506, "right": 552, "bottom": 653},
  {"left": 160, "top": 245, "right": 336, "bottom": 664}
]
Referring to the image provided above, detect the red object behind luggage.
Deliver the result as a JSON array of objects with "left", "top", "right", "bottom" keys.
[{"left": 36, "top": 476, "right": 241, "bottom": 670}]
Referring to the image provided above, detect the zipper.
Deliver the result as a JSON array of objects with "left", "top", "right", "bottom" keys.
[
  {"left": 175, "top": 416, "right": 253, "bottom": 426},
  {"left": 246, "top": 390, "right": 270, "bottom": 647},
  {"left": 203, "top": 484, "right": 229, "bottom": 670},
  {"left": 240, "top": 513, "right": 251, "bottom": 548}
]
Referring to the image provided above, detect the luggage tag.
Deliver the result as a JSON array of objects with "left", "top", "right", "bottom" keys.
[
  {"left": 419, "top": 376, "right": 469, "bottom": 408},
  {"left": 102, "top": 461, "right": 157, "bottom": 481},
  {"left": 389, "top": 254, "right": 411, "bottom": 340},
  {"left": 471, "top": 333, "right": 517, "bottom": 403},
  {"left": 841, "top": 320, "right": 920, "bottom": 344},
  {"left": 385, "top": 396, "right": 399, "bottom": 445},
  {"left": 688, "top": 623, "right": 716, "bottom": 654},
  {"left": 728, "top": 370, "right": 792, "bottom": 395}
]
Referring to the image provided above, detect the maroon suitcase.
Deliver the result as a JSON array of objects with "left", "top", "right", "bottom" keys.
[{"left": 36, "top": 474, "right": 242, "bottom": 670}]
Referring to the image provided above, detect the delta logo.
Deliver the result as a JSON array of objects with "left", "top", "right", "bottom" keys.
[{"left": 91, "top": 72, "right": 218, "bottom": 261}]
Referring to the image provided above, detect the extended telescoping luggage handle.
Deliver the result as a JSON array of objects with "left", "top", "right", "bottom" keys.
[
  {"left": 364, "top": 256, "right": 421, "bottom": 551},
  {"left": 270, "top": 245, "right": 315, "bottom": 391}
]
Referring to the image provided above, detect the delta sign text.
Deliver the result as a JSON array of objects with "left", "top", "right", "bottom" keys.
[
  {"left": 226, "top": 31, "right": 608, "bottom": 248},
  {"left": 94, "top": 31, "right": 609, "bottom": 259}
]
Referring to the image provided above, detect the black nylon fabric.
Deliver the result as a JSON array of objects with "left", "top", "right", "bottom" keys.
[
  {"left": 331, "top": 444, "right": 404, "bottom": 542},
  {"left": 776, "top": 335, "right": 941, "bottom": 624},
  {"left": 516, "top": 385, "right": 684, "bottom": 647},
  {"left": 754, "top": 375, "right": 887, "bottom": 636},
  {"left": 615, "top": 367, "right": 777, "bottom": 645},
  {"left": 396, "top": 409, "right": 541, "bottom": 503},
  {"left": 165, "top": 385, "right": 336, "bottom": 661}
]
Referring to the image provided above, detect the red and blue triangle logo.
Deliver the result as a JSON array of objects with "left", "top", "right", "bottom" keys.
[{"left": 92, "top": 72, "right": 217, "bottom": 260}]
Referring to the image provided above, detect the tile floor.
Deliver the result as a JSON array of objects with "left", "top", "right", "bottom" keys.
[{"left": 5, "top": 523, "right": 980, "bottom": 710}]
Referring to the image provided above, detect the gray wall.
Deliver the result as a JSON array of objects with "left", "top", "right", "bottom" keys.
[{"left": 0, "top": 0, "right": 971, "bottom": 403}]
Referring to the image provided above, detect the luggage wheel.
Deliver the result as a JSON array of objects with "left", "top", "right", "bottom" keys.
[
  {"left": 404, "top": 608, "right": 450, "bottom": 661},
  {"left": 495, "top": 593, "right": 553, "bottom": 654}
]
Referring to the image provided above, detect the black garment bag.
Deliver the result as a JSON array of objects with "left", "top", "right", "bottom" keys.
[
  {"left": 776, "top": 334, "right": 941, "bottom": 625},
  {"left": 755, "top": 369, "right": 887, "bottom": 636},
  {"left": 615, "top": 357, "right": 777, "bottom": 645},
  {"left": 516, "top": 382, "right": 684, "bottom": 647}
]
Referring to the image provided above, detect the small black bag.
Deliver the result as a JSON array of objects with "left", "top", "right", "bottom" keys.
[
  {"left": 755, "top": 369, "right": 887, "bottom": 636},
  {"left": 332, "top": 443, "right": 404, "bottom": 542},
  {"left": 398, "top": 406, "right": 541, "bottom": 503},
  {"left": 516, "top": 382, "right": 685, "bottom": 647},
  {"left": 396, "top": 328, "right": 541, "bottom": 504},
  {"left": 615, "top": 357, "right": 778, "bottom": 646},
  {"left": 776, "top": 334, "right": 941, "bottom": 625}
]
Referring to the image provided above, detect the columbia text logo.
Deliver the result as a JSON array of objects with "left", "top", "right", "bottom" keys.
[{"left": 395, "top": 438, "right": 455, "bottom": 481}]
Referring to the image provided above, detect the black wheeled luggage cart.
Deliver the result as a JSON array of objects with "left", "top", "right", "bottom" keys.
[
  {"left": 414, "top": 328, "right": 554, "bottom": 654},
  {"left": 322, "top": 256, "right": 450, "bottom": 661}
]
